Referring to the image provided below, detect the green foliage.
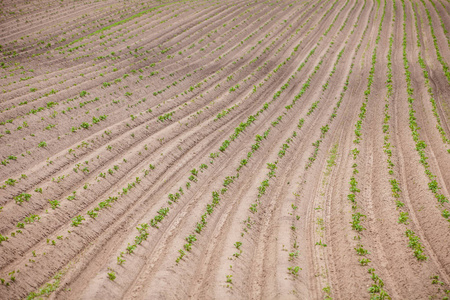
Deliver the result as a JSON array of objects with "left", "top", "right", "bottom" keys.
[
  {"left": 14, "top": 193, "right": 31, "bottom": 204},
  {"left": 71, "top": 215, "right": 85, "bottom": 227},
  {"left": 107, "top": 272, "right": 116, "bottom": 281},
  {"left": 49, "top": 199, "right": 60, "bottom": 210}
]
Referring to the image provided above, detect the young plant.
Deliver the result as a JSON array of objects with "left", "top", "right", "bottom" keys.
[
  {"left": 107, "top": 271, "right": 116, "bottom": 281},
  {"left": 288, "top": 266, "right": 301, "bottom": 276},
  {"left": 48, "top": 199, "right": 60, "bottom": 209},
  {"left": 71, "top": 215, "right": 85, "bottom": 227}
]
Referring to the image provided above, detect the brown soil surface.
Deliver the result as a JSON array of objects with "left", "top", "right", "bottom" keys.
[{"left": 0, "top": 0, "right": 449, "bottom": 299}]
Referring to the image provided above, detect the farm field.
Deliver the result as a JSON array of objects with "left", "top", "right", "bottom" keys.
[{"left": 1, "top": 0, "right": 450, "bottom": 298}]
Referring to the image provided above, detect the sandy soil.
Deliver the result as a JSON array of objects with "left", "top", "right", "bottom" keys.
[{"left": 0, "top": 0, "right": 449, "bottom": 299}]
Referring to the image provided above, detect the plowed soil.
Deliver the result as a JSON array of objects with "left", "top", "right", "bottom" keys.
[{"left": 1, "top": 0, "right": 450, "bottom": 299}]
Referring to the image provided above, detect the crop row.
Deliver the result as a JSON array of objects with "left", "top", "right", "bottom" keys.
[
  {"left": 345, "top": 0, "right": 391, "bottom": 298},
  {"left": 0, "top": 0, "right": 314, "bottom": 232},
  {"left": 412, "top": 0, "right": 450, "bottom": 148},
  {"left": 111, "top": 5, "right": 337, "bottom": 269},
  {"left": 6, "top": 2, "right": 341, "bottom": 293},
  {"left": 383, "top": 0, "right": 427, "bottom": 261},
  {"left": 419, "top": 0, "right": 450, "bottom": 85},
  {"left": 401, "top": 0, "right": 450, "bottom": 223},
  {"left": 0, "top": 1, "right": 296, "bottom": 193}
]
